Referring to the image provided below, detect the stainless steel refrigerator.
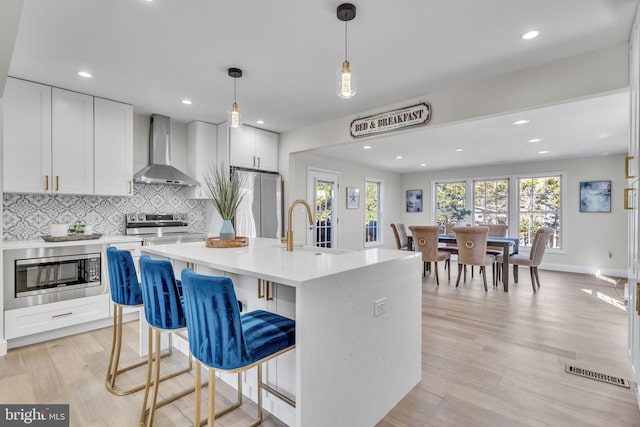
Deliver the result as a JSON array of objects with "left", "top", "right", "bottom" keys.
[{"left": 234, "top": 169, "right": 283, "bottom": 238}]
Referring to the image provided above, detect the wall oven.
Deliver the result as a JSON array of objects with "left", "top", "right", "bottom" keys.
[{"left": 4, "top": 245, "right": 107, "bottom": 310}]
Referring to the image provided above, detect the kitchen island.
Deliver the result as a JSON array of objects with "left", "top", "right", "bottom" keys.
[{"left": 141, "top": 237, "right": 422, "bottom": 427}]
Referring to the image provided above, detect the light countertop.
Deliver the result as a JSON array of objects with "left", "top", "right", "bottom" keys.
[
  {"left": 141, "top": 237, "right": 419, "bottom": 287},
  {"left": 3, "top": 235, "right": 143, "bottom": 251}
]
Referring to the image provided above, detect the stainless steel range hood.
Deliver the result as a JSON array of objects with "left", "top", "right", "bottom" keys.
[{"left": 133, "top": 114, "right": 198, "bottom": 186}]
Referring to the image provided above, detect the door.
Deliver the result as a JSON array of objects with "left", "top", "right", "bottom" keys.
[{"left": 307, "top": 169, "right": 339, "bottom": 248}]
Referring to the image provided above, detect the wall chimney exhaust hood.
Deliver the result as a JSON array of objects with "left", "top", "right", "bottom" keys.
[{"left": 133, "top": 114, "right": 198, "bottom": 186}]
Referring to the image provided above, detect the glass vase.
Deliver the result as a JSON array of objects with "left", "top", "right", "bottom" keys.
[{"left": 219, "top": 219, "right": 236, "bottom": 241}]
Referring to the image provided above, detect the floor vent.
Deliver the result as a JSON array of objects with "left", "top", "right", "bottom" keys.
[{"left": 565, "top": 364, "right": 630, "bottom": 388}]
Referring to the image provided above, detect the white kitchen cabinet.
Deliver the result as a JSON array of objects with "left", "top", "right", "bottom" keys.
[
  {"left": 186, "top": 120, "right": 218, "bottom": 199},
  {"left": 3, "top": 78, "right": 52, "bottom": 193},
  {"left": 4, "top": 294, "right": 110, "bottom": 339},
  {"left": 225, "top": 123, "right": 279, "bottom": 172},
  {"left": 94, "top": 97, "right": 133, "bottom": 196},
  {"left": 52, "top": 87, "right": 94, "bottom": 194}
]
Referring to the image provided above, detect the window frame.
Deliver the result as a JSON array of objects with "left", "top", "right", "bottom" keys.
[
  {"left": 364, "top": 176, "right": 384, "bottom": 248},
  {"left": 432, "top": 171, "right": 566, "bottom": 253}
]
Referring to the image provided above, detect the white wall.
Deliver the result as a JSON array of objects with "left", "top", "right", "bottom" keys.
[
  {"left": 401, "top": 155, "right": 627, "bottom": 276},
  {"left": 291, "top": 152, "right": 401, "bottom": 250}
]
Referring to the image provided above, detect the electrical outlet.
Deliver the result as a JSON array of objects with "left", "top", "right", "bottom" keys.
[{"left": 374, "top": 297, "right": 387, "bottom": 316}]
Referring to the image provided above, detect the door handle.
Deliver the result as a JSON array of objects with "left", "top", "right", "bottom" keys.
[
  {"left": 626, "top": 155, "right": 635, "bottom": 179},
  {"left": 624, "top": 188, "right": 635, "bottom": 210}
]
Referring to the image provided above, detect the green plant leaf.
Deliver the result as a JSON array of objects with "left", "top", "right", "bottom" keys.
[{"left": 202, "top": 163, "right": 246, "bottom": 220}]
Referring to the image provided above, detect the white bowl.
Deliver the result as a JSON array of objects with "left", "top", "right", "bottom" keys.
[{"left": 50, "top": 223, "right": 69, "bottom": 237}]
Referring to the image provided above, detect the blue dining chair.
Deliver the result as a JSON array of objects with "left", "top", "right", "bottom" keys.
[
  {"left": 180, "top": 268, "right": 296, "bottom": 426},
  {"left": 105, "top": 246, "right": 147, "bottom": 395},
  {"left": 139, "top": 255, "right": 197, "bottom": 426}
]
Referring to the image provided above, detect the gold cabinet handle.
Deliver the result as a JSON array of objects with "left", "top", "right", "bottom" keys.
[
  {"left": 129, "top": 180, "right": 132, "bottom": 194},
  {"left": 258, "top": 278, "right": 264, "bottom": 298},
  {"left": 626, "top": 155, "right": 635, "bottom": 179},
  {"left": 52, "top": 312, "right": 72, "bottom": 319},
  {"left": 266, "top": 281, "right": 273, "bottom": 301},
  {"left": 45, "top": 175, "right": 49, "bottom": 191},
  {"left": 637, "top": 283, "right": 640, "bottom": 315},
  {"left": 253, "top": 156, "right": 256, "bottom": 168},
  {"left": 55, "top": 176, "right": 59, "bottom": 191},
  {"left": 624, "top": 188, "right": 635, "bottom": 210},
  {"left": 257, "top": 157, "right": 261, "bottom": 168}
]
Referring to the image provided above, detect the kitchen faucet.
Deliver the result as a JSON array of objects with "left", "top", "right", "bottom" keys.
[{"left": 283, "top": 199, "right": 313, "bottom": 251}]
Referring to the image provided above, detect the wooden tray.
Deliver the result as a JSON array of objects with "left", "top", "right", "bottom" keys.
[
  {"left": 205, "top": 236, "right": 249, "bottom": 248},
  {"left": 41, "top": 233, "right": 103, "bottom": 242}
]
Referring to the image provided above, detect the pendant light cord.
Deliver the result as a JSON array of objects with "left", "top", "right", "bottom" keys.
[
  {"left": 234, "top": 78, "right": 237, "bottom": 103},
  {"left": 344, "top": 20, "right": 348, "bottom": 61}
]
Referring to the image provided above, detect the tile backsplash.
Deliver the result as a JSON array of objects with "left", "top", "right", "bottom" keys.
[{"left": 3, "top": 184, "right": 206, "bottom": 241}]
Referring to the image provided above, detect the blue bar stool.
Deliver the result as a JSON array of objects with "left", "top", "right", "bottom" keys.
[
  {"left": 139, "top": 255, "right": 197, "bottom": 426},
  {"left": 104, "top": 247, "right": 148, "bottom": 395},
  {"left": 181, "top": 268, "right": 296, "bottom": 426}
]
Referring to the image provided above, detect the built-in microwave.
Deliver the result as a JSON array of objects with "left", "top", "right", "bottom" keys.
[{"left": 4, "top": 246, "right": 107, "bottom": 310}]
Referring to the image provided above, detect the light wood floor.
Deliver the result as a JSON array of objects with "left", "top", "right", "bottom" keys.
[{"left": 1, "top": 265, "right": 639, "bottom": 426}]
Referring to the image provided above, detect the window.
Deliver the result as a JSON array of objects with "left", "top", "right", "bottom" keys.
[
  {"left": 473, "top": 178, "right": 509, "bottom": 225},
  {"left": 433, "top": 173, "right": 563, "bottom": 250},
  {"left": 435, "top": 181, "right": 467, "bottom": 225},
  {"left": 518, "top": 174, "right": 561, "bottom": 249},
  {"left": 315, "top": 180, "right": 334, "bottom": 248},
  {"left": 365, "top": 178, "right": 383, "bottom": 246}
]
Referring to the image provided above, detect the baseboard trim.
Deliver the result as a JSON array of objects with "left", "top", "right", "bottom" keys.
[
  {"left": 0, "top": 339, "right": 7, "bottom": 356},
  {"left": 540, "top": 263, "right": 626, "bottom": 278}
]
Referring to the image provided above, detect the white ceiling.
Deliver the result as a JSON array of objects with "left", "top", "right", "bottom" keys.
[{"left": 5, "top": 0, "right": 638, "bottom": 173}]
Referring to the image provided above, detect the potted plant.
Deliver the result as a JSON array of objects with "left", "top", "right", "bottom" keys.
[
  {"left": 203, "top": 164, "right": 245, "bottom": 240},
  {"left": 447, "top": 202, "right": 472, "bottom": 226}
]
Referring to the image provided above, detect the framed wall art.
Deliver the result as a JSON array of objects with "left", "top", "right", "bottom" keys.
[
  {"left": 406, "top": 189, "right": 423, "bottom": 212},
  {"left": 579, "top": 180, "right": 611, "bottom": 213},
  {"left": 346, "top": 187, "right": 360, "bottom": 209}
]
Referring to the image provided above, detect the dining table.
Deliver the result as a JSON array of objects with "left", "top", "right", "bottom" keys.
[
  {"left": 407, "top": 234, "right": 520, "bottom": 291},
  {"left": 439, "top": 234, "right": 519, "bottom": 291}
]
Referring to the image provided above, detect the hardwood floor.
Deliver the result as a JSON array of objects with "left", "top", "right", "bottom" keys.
[
  {"left": 378, "top": 265, "right": 639, "bottom": 427},
  {"left": 1, "top": 265, "right": 638, "bottom": 426}
]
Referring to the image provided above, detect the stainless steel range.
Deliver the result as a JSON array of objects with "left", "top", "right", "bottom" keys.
[{"left": 125, "top": 213, "right": 207, "bottom": 245}]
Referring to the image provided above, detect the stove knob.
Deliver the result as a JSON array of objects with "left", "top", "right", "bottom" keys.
[
  {"left": 179, "top": 213, "right": 187, "bottom": 221},
  {"left": 137, "top": 213, "right": 145, "bottom": 222},
  {"left": 127, "top": 214, "right": 136, "bottom": 222}
]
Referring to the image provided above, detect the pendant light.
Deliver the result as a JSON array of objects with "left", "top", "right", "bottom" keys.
[
  {"left": 336, "top": 3, "right": 356, "bottom": 99},
  {"left": 228, "top": 67, "right": 242, "bottom": 128}
]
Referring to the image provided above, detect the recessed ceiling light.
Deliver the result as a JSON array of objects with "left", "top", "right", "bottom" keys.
[
  {"left": 181, "top": 99, "right": 192, "bottom": 105},
  {"left": 538, "top": 150, "right": 550, "bottom": 154},
  {"left": 363, "top": 145, "right": 372, "bottom": 150},
  {"left": 420, "top": 163, "right": 427, "bottom": 167},
  {"left": 77, "top": 71, "right": 92, "bottom": 78},
  {"left": 395, "top": 155, "right": 403, "bottom": 160},
  {"left": 256, "top": 120, "right": 264, "bottom": 124},
  {"left": 455, "top": 148, "right": 464, "bottom": 152},
  {"left": 527, "top": 138, "right": 542, "bottom": 143},
  {"left": 512, "top": 119, "right": 530, "bottom": 125},
  {"left": 521, "top": 30, "right": 540, "bottom": 40}
]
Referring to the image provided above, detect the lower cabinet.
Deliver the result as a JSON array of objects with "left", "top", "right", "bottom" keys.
[{"left": 4, "top": 294, "right": 110, "bottom": 339}]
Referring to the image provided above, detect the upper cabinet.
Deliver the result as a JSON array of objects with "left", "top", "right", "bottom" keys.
[
  {"left": 3, "top": 78, "right": 133, "bottom": 196},
  {"left": 94, "top": 97, "right": 133, "bottom": 196},
  {"left": 186, "top": 120, "right": 218, "bottom": 199},
  {"left": 3, "top": 78, "right": 52, "bottom": 193},
  {"left": 224, "top": 123, "right": 279, "bottom": 172},
  {"left": 51, "top": 87, "right": 94, "bottom": 195}
]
